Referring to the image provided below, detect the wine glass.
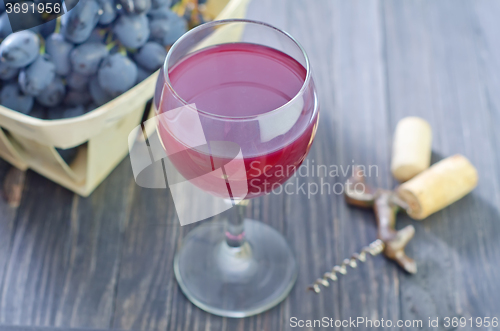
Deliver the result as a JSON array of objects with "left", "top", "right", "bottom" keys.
[{"left": 154, "top": 19, "right": 319, "bottom": 317}]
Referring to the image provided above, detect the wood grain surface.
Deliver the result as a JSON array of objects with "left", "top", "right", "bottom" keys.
[{"left": 0, "top": 0, "right": 499, "bottom": 330}]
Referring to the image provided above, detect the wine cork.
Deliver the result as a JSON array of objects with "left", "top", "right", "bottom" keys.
[
  {"left": 397, "top": 154, "right": 478, "bottom": 220},
  {"left": 391, "top": 117, "right": 432, "bottom": 182}
]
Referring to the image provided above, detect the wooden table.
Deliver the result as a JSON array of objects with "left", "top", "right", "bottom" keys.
[{"left": 1, "top": 1, "right": 500, "bottom": 330}]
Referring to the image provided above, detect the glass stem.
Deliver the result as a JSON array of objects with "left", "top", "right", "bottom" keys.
[{"left": 225, "top": 200, "right": 248, "bottom": 247}]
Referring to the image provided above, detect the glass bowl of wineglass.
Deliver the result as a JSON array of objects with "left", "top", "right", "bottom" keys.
[{"left": 154, "top": 19, "right": 319, "bottom": 318}]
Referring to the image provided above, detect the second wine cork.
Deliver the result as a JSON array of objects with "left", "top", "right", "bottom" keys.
[
  {"left": 397, "top": 154, "right": 478, "bottom": 220},
  {"left": 391, "top": 117, "right": 432, "bottom": 182}
]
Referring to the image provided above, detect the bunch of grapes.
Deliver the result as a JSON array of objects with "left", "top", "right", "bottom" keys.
[{"left": 0, "top": 0, "right": 207, "bottom": 163}]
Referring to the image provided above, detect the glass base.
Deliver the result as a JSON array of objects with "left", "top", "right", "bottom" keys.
[{"left": 174, "top": 219, "right": 298, "bottom": 318}]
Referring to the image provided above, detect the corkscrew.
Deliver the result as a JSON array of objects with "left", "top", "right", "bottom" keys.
[
  {"left": 308, "top": 117, "right": 478, "bottom": 294},
  {"left": 308, "top": 167, "right": 417, "bottom": 293},
  {"left": 308, "top": 239, "right": 385, "bottom": 293}
]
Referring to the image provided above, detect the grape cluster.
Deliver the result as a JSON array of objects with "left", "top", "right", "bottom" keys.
[{"left": 0, "top": 0, "right": 205, "bottom": 164}]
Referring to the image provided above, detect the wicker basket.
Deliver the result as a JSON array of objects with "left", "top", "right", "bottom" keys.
[{"left": 0, "top": 0, "right": 250, "bottom": 197}]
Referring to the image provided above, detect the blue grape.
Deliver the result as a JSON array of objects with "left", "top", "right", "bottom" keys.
[
  {"left": 70, "top": 42, "right": 109, "bottom": 75},
  {"left": 67, "top": 71, "right": 89, "bottom": 90},
  {"left": 98, "top": 53, "right": 137, "bottom": 96},
  {"left": 151, "top": 0, "right": 171, "bottom": 9},
  {"left": 35, "top": 77, "right": 65, "bottom": 107},
  {"left": 0, "top": 31, "right": 40, "bottom": 68},
  {"left": 118, "top": 0, "right": 151, "bottom": 14},
  {"left": 96, "top": 0, "right": 117, "bottom": 24},
  {"left": 62, "top": 104, "right": 86, "bottom": 117},
  {"left": 133, "top": 0, "right": 151, "bottom": 13},
  {"left": 117, "top": 0, "right": 134, "bottom": 13},
  {"left": 0, "top": 62, "right": 18, "bottom": 80},
  {"left": 63, "top": 0, "right": 79, "bottom": 11},
  {"left": 39, "top": 18, "right": 57, "bottom": 38},
  {"left": 113, "top": 14, "right": 150, "bottom": 49},
  {"left": 18, "top": 55, "right": 56, "bottom": 96},
  {"left": 136, "top": 65, "right": 152, "bottom": 83},
  {"left": 133, "top": 41, "right": 166, "bottom": 71},
  {"left": 0, "top": 83, "right": 34, "bottom": 114},
  {"left": 45, "top": 33, "right": 74, "bottom": 76},
  {"left": 64, "top": 88, "right": 92, "bottom": 106},
  {"left": 148, "top": 12, "right": 186, "bottom": 46},
  {"left": 147, "top": 6, "right": 168, "bottom": 20},
  {"left": 62, "top": 0, "right": 101, "bottom": 44},
  {"left": 89, "top": 75, "right": 113, "bottom": 105},
  {"left": 29, "top": 103, "right": 48, "bottom": 119},
  {"left": 47, "top": 106, "right": 65, "bottom": 119},
  {"left": 47, "top": 104, "right": 86, "bottom": 119},
  {"left": 0, "top": 12, "right": 12, "bottom": 38},
  {"left": 86, "top": 102, "right": 98, "bottom": 112},
  {"left": 86, "top": 28, "right": 107, "bottom": 43},
  {"left": 147, "top": 5, "right": 175, "bottom": 20}
]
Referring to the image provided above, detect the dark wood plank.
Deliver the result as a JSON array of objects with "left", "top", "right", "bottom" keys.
[
  {"left": 0, "top": 160, "right": 135, "bottom": 328},
  {"left": 472, "top": 0, "right": 500, "bottom": 189},
  {"left": 0, "top": 161, "right": 22, "bottom": 314},
  {"left": 280, "top": 1, "right": 401, "bottom": 329},
  {"left": 383, "top": 0, "right": 500, "bottom": 327},
  {"left": 111, "top": 166, "right": 287, "bottom": 331},
  {"left": 111, "top": 0, "right": 290, "bottom": 329},
  {"left": 381, "top": 1, "right": 464, "bottom": 324},
  {"left": 2, "top": 167, "right": 26, "bottom": 208}
]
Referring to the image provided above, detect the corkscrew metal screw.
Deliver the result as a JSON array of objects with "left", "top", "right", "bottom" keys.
[
  {"left": 308, "top": 239, "right": 385, "bottom": 293},
  {"left": 308, "top": 166, "right": 417, "bottom": 293}
]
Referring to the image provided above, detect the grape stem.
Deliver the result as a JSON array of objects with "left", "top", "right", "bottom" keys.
[
  {"left": 39, "top": 35, "right": 46, "bottom": 55},
  {"left": 54, "top": 16, "right": 62, "bottom": 34},
  {"left": 105, "top": 29, "right": 114, "bottom": 45},
  {"left": 106, "top": 41, "right": 117, "bottom": 51},
  {"left": 118, "top": 45, "right": 127, "bottom": 56},
  {"left": 173, "top": 0, "right": 196, "bottom": 16}
]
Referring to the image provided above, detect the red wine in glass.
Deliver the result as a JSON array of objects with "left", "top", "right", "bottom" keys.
[
  {"left": 157, "top": 42, "right": 318, "bottom": 199},
  {"left": 155, "top": 20, "right": 319, "bottom": 318}
]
